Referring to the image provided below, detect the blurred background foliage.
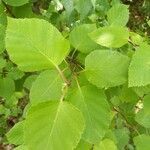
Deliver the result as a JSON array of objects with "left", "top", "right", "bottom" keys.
[{"left": 0, "top": 0, "right": 150, "bottom": 149}]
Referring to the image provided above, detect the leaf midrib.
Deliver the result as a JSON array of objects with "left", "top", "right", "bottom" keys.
[
  {"left": 76, "top": 83, "right": 95, "bottom": 137},
  {"left": 45, "top": 101, "right": 62, "bottom": 150}
]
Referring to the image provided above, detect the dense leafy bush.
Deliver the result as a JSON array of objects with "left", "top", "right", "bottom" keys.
[{"left": 0, "top": 0, "right": 150, "bottom": 149}]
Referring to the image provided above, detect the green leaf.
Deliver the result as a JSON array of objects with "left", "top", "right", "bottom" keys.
[
  {"left": 14, "top": 145, "right": 28, "bottom": 150},
  {"left": 118, "top": 84, "right": 138, "bottom": 103},
  {"left": 104, "top": 129, "right": 118, "bottom": 145},
  {"left": 94, "top": 139, "right": 117, "bottom": 150},
  {"left": 6, "top": 121, "right": 24, "bottom": 145},
  {"left": 0, "top": 24, "right": 5, "bottom": 53},
  {"left": 129, "top": 32, "right": 143, "bottom": 45},
  {"left": 6, "top": 17, "right": 70, "bottom": 72},
  {"left": 135, "top": 94, "right": 150, "bottom": 128},
  {"left": 107, "top": 4, "right": 129, "bottom": 26},
  {"left": 61, "top": 0, "right": 74, "bottom": 17},
  {"left": 68, "top": 85, "right": 111, "bottom": 143},
  {"left": 0, "top": 1, "right": 7, "bottom": 25},
  {"left": 23, "top": 75, "right": 38, "bottom": 90},
  {"left": 0, "top": 56, "right": 6, "bottom": 70},
  {"left": 113, "top": 128, "right": 129, "bottom": 149},
  {"left": 75, "top": 0, "right": 92, "bottom": 20},
  {"left": 129, "top": 44, "right": 150, "bottom": 87},
  {"left": 24, "top": 101, "right": 85, "bottom": 150},
  {"left": 135, "top": 110, "right": 150, "bottom": 128},
  {"left": 85, "top": 50, "right": 130, "bottom": 88},
  {"left": 133, "top": 85, "right": 150, "bottom": 97},
  {"left": 134, "top": 134, "right": 150, "bottom": 150},
  {"left": 7, "top": 67, "right": 24, "bottom": 80},
  {"left": 5, "top": 93, "right": 19, "bottom": 107},
  {"left": 12, "top": 3, "right": 37, "bottom": 18},
  {"left": 148, "top": 20, "right": 150, "bottom": 26},
  {"left": 3, "top": 0, "right": 29, "bottom": 6},
  {"left": 89, "top": 26, "right": 129, "bottom": 48},
  {"left": 0, "top": 77, "right": 15, "bottom": 99},
  {"left": 30, "top": 70, "right": 64, "bottom": 105},
  {"left": 96, "top": 0, "right": 110, "bottom": 16},
  {"left": 69, "top": 24, "right": 100, "bottom": 53},
  {"left": 0, "top": 105, "right": 10, "bottom": 117},
  {"left": 75, "top": 139, "right": 92, "bottom": 150},
  {"left": 111, "top": 0, "right": 121, "bottom": 5},
  {"left": 91, "top": 0, "right": 96, "bottom": 8}
]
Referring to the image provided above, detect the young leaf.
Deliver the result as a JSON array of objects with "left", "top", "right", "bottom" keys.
[
  {"left": 85, "top": 50, "right": 130, "bottom": 88},
  {"left": 94, "top": 139, "right": 117, "bottom": 150},
  {"left": 6, "top": 121, "right": 24, "bottom": 145},
  {"left": 30, "top": 70, "right": 64, "bottom": 105},
  {"left": 24, "top": 101, "right": 85, "bottom": 150},
  {"left": 6, "top": 17, "right": 70, "bottom": 72},
  {"left": 134, "top": 134, "right": 150, "bottom": 150},
  {"left": 89, "top": 26, "right": 129, "bottom": 48},
  {"left": 69, "top": 24, "right": 100, "bottom": 54},
  {"left": 107, "top": 4, "right": 129, "bottom": 26},
  {"left": 129, "top": 44, "right": 150, "bottom": 87},
  {"left": 68, "top": 85, "right": 111, "bottom": 143},
  {"left": 3, "top": 0, "right": 29, "bottom": 7}
]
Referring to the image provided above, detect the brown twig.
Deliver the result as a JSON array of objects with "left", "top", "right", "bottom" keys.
[{"left": 113, "top": 107, "right": 140, "bottom": 135}]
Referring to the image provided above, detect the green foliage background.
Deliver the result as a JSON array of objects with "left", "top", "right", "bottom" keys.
[{"left": 0, "top": 0, "right": 150, "bottom": 149}]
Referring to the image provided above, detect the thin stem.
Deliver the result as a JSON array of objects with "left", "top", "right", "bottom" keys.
[
  {"left": 74, "top": 74, "right": 80, "bottom": 89},
  {"left": 71, "top": 49, "right": 77, "bottom": 59},
  {"left": 55, "top": 66, "right": 70, "bottom": 102},
  {"left": 76, "top": 69, "right": 86, "bottom": 74},
  {"left": 38, "top": 51, "right": 69, "bottom": 86},
  {"left": 54, "top": 65, "right": 69, "bottom": 102},
  {"left": 113, "top": 107, "right": 140, "bottom": 135},
  {"left": 55, "top": 65, "right": 69, "bottom": 86},
  {"left": 53, "top": 65, "right": 69, "bottom": 102},
  {"left": 60, "top": 83, "right": 68, "bottom": 102}
]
